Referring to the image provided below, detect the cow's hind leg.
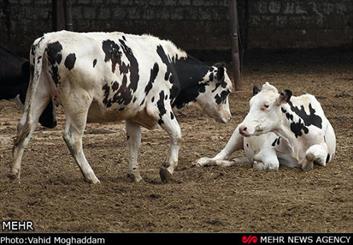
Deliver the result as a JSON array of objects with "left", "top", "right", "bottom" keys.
[
  {"left": 62, "top": 91, "right": 99, "bottom": 184},
  {"left": 125, "top": 120, "right": 142, "bottom": 182},
  {"left": 302, "top": 143, "right": 329, "bottom": 171},
  {"left": 10, "top": 88, "right": 50, "bottom": 180}
]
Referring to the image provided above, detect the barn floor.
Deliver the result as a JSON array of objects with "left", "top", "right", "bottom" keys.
[{"left": 0, "top": 50, "right": 352, "bottom": 232}]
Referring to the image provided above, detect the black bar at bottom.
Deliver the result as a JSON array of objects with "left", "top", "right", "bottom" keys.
[{"left": 0, "top": 233, "right": 352, "bottom": 245}]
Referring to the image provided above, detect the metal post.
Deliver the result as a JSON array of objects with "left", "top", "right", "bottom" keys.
[
  {"left": 229, "top": 0, "right": 241, "bottom": 90},
  {"left": 52, "top": 0, "right": 65, "bottom": 31},
  {"left": 64, "top": 0, "right": 73, "bottom": 31}
]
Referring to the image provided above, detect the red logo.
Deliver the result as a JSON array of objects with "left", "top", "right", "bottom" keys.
[{"left": 242, "top": 235, "right": 258, "bottom": 244}]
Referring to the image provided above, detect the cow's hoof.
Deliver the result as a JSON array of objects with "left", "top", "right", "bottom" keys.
[
  {"left": 306, "top": 152, "right": 315, "bottom": 162},
  {"left": 7, "top": 169, "right": 20, "bottom": 182},
  {"left": 84, "top": 176, "right": 101, "bottom": 184},
  {"left": 193, "top": 157, "right": 211, "bottom": 167},
  {"left": 302, "top": 161, "right": 314, "bottom": 172},
  {"left": 159, "top": 167, "right": 173, "bottom": 183},
  {"left": 253, "top": 161, "right": 266, "bottom": 170},
  {"left": 127, "top": 173, "right": 143, "bottom": 183}
]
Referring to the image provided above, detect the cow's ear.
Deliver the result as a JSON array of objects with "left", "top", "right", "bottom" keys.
[
  {"left": 252, "top": 85, "right": 261, "bottom": 96},
  {"left": 214, "top": 63, "right": 225, "bottom": 81},
  {"left": 277, "top": 89, "right": 292, "bottom": 104}
]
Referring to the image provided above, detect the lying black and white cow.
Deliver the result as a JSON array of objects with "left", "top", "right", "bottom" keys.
[
  {"left": 196, "top": 82, "right": 336, "bottom": 171},
  {"left": 10, "top": 31, "right": 233, "bottom": 183},
  {"left": 0, "top": 47, "right": 56, "bottom": 128}
]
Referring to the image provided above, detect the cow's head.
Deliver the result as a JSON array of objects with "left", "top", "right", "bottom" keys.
[
  {"left": 239, "top": 82, "right": 292, "bottom": 137},
  {"left": 196, "top": 64, "right": 233, "bottom": 123}
]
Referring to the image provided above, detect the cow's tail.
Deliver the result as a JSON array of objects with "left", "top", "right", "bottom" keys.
[{"left": 25, "top": 37, "right": 57, "bottom": 129}]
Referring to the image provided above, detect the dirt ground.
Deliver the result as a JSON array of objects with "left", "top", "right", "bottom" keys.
[{"left": 0, "top": 50, "right": 352, "bottom": 232}]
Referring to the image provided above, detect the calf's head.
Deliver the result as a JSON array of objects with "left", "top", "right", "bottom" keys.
[
  {"left": 239, "top": 82, "right": 292, "bottom": 137},
  {"left": 196, "top": 64, "right": 233, "bottom": 123}
]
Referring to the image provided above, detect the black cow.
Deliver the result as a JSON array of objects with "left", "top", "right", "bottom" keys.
[{"left": 0, "top": 47, "right": 56, "bottom": 128}]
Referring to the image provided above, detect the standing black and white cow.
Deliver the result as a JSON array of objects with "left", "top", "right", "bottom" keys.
[
  {"left": 196, "top": 82, "right": 336, "bottom": 171},
  {"left": 10, "top": 31, "right": 233, "bottom": 184},
  {"left": 0, "top": 47, "right": 56, "bottom": 128}
]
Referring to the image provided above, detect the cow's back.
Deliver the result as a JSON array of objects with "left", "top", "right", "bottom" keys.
[{"left": 39, "top": 31, "right": 187, "bottom": 123}]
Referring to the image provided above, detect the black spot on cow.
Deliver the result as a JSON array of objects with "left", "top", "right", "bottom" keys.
[
  {"left": 170, "top": 112, "right": 174, "bottom": 120},
  {"left": 102, "top": 39, "right": 121, "bottom": 73},
  {"left": 139, "top": 98, "right": 145, "bottom": 106},
  {"left": 47, "top": 41, "right": 63, "bottom": 84},
  {"left": 122, "top": 35, "right": 126, "bottom": 41},
  {"left": 119, "top": 39, "right": 139, "bottom": 92},
  {"left": 170, "top": 55, "right": 210, "bottom": 109},
  {"left": 145, "top": 63, "right": 159, "bottom": 96},
  {"left": 286, "top": 112, "right": 293, "bottom": 121},
  {"left": 282, "top": 101, "right": 323, "bottom": 138},
  {"left": 271, "top": 137, "right": 281, "bottom": 147},
  {"left": 288, "top": 102, "right": 322, "bottom": 129},
  {"left": 102, "top": 39, "right": 141, "bottom": 108},
  {"left": 102, "top": 83, "right": 112, "bottom": 108},
  {"left": 93, "top": 59, "right": 97, "bottom": 67},
  {"left": 209, "top": 72, "right": 214, "bottom": 81},
  {"left": 290, "top": 119, "right": 309, "bottom": 138},
  {"left": 214, "top": 64, "right": 227, "bottom": 88},
  {"left": 157, "top": 91, "right": 167, "bottom": 122},
  {"left": 64, "top": 53, "right": 76, "bottom": 70},
  {"left": 156, "top": 45, "right": 178, "bottom": 98},
  {"left": 215, "top": 89, "right": 230, "bottom": 104},
  {"left": 326, "top": 153, "right": 330, "bottom": 164},
  {"left": 111, "top": 75, "right": 133, "bottom": 106},
  {"left": 158, "top": 119, "right": 163, "bottom": 125},
  {"left": 151, "top": 96, "right": 155, "bottom": 102},
  {"left": 112, "top": 81, "right": 119, "bottom": 91}
]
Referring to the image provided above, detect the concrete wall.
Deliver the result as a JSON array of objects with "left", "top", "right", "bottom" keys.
[
  {"left": 248, "top": 0, "right": 353, "bottom": 48},
  {"left": 0, "top": 0, "right": 352, "bottom": 56}
]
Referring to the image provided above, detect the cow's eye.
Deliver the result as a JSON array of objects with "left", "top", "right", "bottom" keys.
[{"left": 264, "top": 104, "right": 269, "bottom": 108}]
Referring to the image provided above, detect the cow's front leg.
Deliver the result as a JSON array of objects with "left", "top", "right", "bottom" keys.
[
  {"left": 194, "top": 125, "right": 243, "bottom": 167},
  {"left": 253, "top": 149, "right": 279, "bottom": 171},
  {"left": 125, "top": 120, "right": 142, "bottom": 182},
  {"left": 158, "top": 111, "right": 181, "bottom": 183}
]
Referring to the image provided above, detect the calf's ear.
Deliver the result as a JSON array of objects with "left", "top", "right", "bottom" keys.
[
  {"left": 277, "top": 89, "right": 292, "bottom": 104},
  {"left": 252, "top": 85, "right": 261, "bottom": 96}
]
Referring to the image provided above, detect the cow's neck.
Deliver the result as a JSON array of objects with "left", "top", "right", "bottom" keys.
[
  {"left": 276, "top": 101, "right": 314, "bottom": 144},
  {"left": 172, "top": 56, "right": 211, "bottom": 109}
]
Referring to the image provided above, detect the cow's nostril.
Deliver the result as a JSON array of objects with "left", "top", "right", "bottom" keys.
[{"left": 243, "top": 127, "right": 247, "bottom": 131}]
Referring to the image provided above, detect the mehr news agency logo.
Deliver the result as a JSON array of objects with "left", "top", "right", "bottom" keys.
[{"left": 241, "top": 235, "right": 352, "bottom": 244}]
